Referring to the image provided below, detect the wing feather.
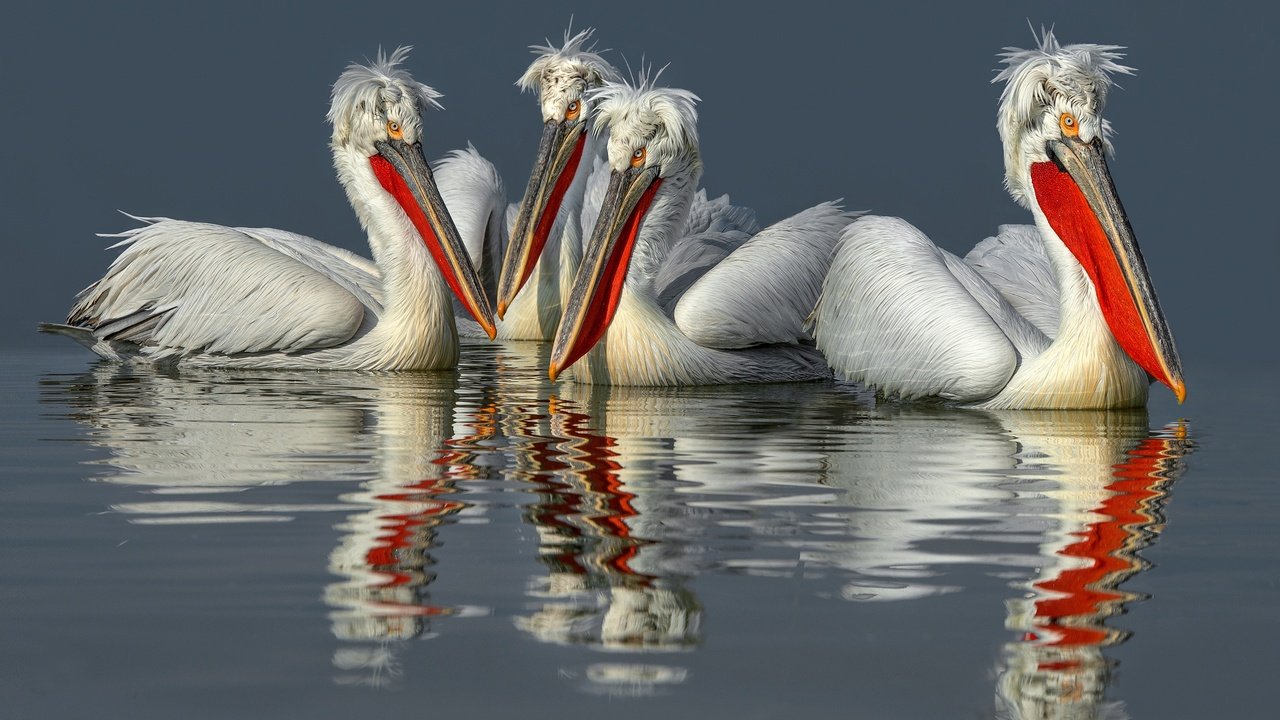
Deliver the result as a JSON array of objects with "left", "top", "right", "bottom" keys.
[
  {"left": 674, "top": 201, "right": 853, "bottom": 349},
  {"left": 70, "top": 219, "right": 366, "bottom": 356},
  {"left": 653, "top": 230, "right": 752, "bottom": 312},
  {"left": 234, "top": 226, "right": 382, "bottom": 309},
  {"left": 433, "top": 144, "right": 507, "bottom": 299},
  {"left": 964, "top": 224, "right": 1060, "bottom": 338},
  {"left": 683, "top": 190, "right": 760, "bottom": 236},
  {"left": 811, "top": 216, "right": 1022, "bottom": 403},
  {"left": 578, "top": 155, "right": 611, "bottom": 245}
]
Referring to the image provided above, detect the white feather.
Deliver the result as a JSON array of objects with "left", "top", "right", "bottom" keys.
[
  {"left": 994, "top": 29, "right": 1133, "bottom": 209},
  {"left": 46, "top": 49, "right": 470, "bottom": 370},
  {"left": 964, "top": 224, "right": 1059, "bottom": 338},
  {"left": 813, "top": 216, "right": 1023, "bottom": 403},
  {"left": 675, "top": 201, "right": 851, "bottom": 349},
  {"left": 811, "top": 33, "right": 1157, "bottom": 409},
  {"left": 566, "top": 78, "right": 854, "bottom": 385}
]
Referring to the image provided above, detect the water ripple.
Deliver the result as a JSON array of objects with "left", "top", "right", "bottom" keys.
[{"left": 39, "top": 340, "right": 1193, "bottom": 712}]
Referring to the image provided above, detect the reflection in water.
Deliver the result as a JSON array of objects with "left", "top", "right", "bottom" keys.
[
  {"left": 496, "top": 363, "right": 1191, "bottom": 710},
  {"left": 42, "top": 343, "right": 1192, "bottom": 712},
  {"left": 513, "top": 397, "right": 701, "bottom": 653},
  {"left": 44, "top": 361, "right": 493, "bottom": 686},
  {"left": 995, "top": 416, "right": 1187, "bottom": 720},
  {"left": 490, "top": 345, "right": 707, "bottom": 696}
]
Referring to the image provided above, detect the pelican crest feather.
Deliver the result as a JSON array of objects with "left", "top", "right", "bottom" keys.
[
  {"left": 328, "top": 47, "right": 444, "bottom": 150},
  {"left": 994, "top": 29, "right": 1134, "bottom": 209},
  {"left": 592, "top": 74, "right": 700, "bottom": 175}
]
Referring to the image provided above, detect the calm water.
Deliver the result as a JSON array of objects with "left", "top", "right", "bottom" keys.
[{"left": 2, "top": 343, "right": 1275, "bottom": 718}]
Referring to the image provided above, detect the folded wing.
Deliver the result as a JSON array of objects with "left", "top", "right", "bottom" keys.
[
  {"left": 811, "top": 216, "right": 1032, "bottom": 403},
  {"left": 964, "top": 224, "right": 1060, "bottom": 338},
  {"left": 674, "top": 201, "right": 853, "bottom": 349},
  {"left": 66, "top": 219, "right": 368, "bottom": 357},
  {"left": 433, "top": 144, "right": 508, "bottom": 301}
]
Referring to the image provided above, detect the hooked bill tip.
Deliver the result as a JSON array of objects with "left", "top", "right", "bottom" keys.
[
  {"left": 548, "top": 363, "right": 560, "bottom": 382},
  {"left": 1173, "top": 379, "right": 1187, "bottom": 404},
  {"left": 496, "top": 299, "right": 509, "bottom": 320}
]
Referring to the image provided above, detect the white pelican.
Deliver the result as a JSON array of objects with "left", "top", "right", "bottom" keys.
[
  {"left": 489, "top": 27, "right": 621, "bottom": 340},
  {"left": 811, "top": 32, "right": 1184, "bottom": 409},
  {"left": 493, "top": 30, "right": 757, "bottom": 342},
  {"left": 40, "top": 48, "right": 495, "bottom": 370},
  {"left": 545, "top": 76, "right": 854, "bottom": 385}
]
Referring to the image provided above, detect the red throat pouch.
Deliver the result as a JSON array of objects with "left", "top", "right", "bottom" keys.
[{"left": 1030, "top": 161, "right": 1168, "bottom": 386}]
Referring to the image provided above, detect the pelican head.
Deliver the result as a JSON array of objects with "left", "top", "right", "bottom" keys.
[
  {"left": 548, "top": 76, "right": 703, "bottom": 380},
  {"left": 994, "top": 31, "right": 1184, "bottom": 401},
  {"left": 328, "top": 47, "right": 496, "bottom": 338},
  {"left": 496, "top": 28, "right": 620, "bottom": 317}
]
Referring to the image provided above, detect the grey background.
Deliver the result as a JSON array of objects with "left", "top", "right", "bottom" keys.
[{"left": 2, "top": 1, "right": 1272, "bottom": 401}]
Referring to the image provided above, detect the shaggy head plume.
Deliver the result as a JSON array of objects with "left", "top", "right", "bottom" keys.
[
  {"left": 592, "top": 68, "right": 700, "bottom": 176},
  {"left": 994, "top": 28, "right": 1134, "bottom": 208},
  {"left": 328, "top": 47, "right": 443, "bottom": 152},
  {"left": 517, "top": 27, "right": 620, "bottom": 122}
]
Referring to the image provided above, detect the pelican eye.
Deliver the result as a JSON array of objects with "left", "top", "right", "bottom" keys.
[
  {"left": 1059, "top": 112, "right": 1079, "bottom": 138},
  {"left": 565, "top": 100, "right": 581, "bottom": 121},
  {"left": 386, "top": 120, "right": 404, "bottom": 140},
  {"left": 630, "top": 146, "right": 647, "bottom": 168}
]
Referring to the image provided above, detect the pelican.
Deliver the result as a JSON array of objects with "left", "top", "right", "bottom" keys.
[
  {"left": 494, "top": 29, "right": 756, "bottom": 341},
  {"left": 486, "top": 27, "right": 620, "bottom": 340},
  {"left": 39, "top": 48, "right": 495, "bottom": 370},
  {"left": 545, "top": 76, "right": 854, "bottom": 385},
  {"left": 811, "top": 32, "right": 1184, "bottom": 409}
]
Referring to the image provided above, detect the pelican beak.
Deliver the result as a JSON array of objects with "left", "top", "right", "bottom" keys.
[
  {"left": 496, "top": 119, "right": 588, "bottom": 318},
  {"left": 1034, "top": 137, "right": 1185, "bottom": 402},
  {"left": 373, "top": 138, "right": 497, "bottom": 340},
  {"left": 548, "top": 164, "right": 662, "bottom": 380}
]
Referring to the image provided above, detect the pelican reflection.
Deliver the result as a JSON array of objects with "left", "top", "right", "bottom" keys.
[
  {"left": 42, "top": 362, "right": 495, "bottom": 687},
  {"left": 994, "top": 416, "right": 1187, "bottom": 720},
  {"left": 501, "top": 380, "right": 861, "bottom": 696},
  {"left": 43, "top": 352, "right": 1191, "bottom": 709},
  {"left": 513, "top": 396, "right": 702, "bottom": 652},
  {"left": 498, "top": 375, "right": 1189, "bottom": 712}
]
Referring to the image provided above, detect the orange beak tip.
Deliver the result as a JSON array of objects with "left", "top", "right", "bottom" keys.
[
  {"left": 496, "top": 299, "right": 509, "bottom": 320},
  {"left": 548, "top": 364, "right": 560, "bottom": 382},
  {"left": 1173, "top": 379, "right": 1187, "bottom": 405}
]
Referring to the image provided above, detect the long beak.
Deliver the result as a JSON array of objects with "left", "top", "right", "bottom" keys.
[
  {"left": 548, "top": 165, "right": 662, "bottom": 380},
  {"left": 1037, "top": 137, "right": 1185, "bottom": 401},
  {"left": 374, "top": 139, "right": 497, "bottom": 339},
  {"left": 496, "top": 120, "right": 588, "bottom": 318}
]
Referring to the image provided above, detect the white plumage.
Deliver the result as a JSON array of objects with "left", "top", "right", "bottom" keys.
[
  {"left": 43, "top": 48, "right": 496, "bottom": 370},
  {"left": 487, "top": 28, "right": 621, "bottom": 340},
  {"left": 812, "top": 31, "right": 1184, "bottom": 409},
  {"left": 549, "top": 74, "right": 857, "bottom": 385},
  {"left": 495, "top": 31, "right": 771, "bottom": 344}
]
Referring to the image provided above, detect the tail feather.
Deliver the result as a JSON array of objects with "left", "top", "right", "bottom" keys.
[
  {"left": 38, "top": 322, "right": 132, "bottom": 361},
  {"left": 38, "top": 322, "right": 98, "bottom": 348}
]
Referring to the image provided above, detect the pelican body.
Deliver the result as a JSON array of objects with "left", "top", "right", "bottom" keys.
[
  {"left": 495, "top": 30, "right": 769, "bottom": 346},
  {"left": 540, "top": 77, "right": 855, "bottom": 385},
  {"left": 811, "top": 33, "right": 1184, "bottom": 409},
  {"left": 41, "top": 49, "right": 495, "bottom": 370}
]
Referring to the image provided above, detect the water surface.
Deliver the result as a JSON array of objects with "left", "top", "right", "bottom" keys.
[{"left": 2, "top": 343, "right": 1273, "bottom": 718}]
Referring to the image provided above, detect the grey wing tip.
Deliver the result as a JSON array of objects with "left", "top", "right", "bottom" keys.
[
  {"left": 38, "top": 322, "right": 97, "bottom": 347},
  {"left": 38, "top": 322, "right": 74, "bottom": 334}
]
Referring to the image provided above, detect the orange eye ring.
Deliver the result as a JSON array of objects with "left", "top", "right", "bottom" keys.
[
  {"left": 565, "top": 100, "right": 581, "bottom": 121},
  {"left": 1059, "top": 112, "right": 1079, "bottom": 138},
  {"left": 386, "top": 120, "right": 404, "bottom": 140},
  {"left": 630, "top": 146, "right": 646, "bottom": 168}
]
